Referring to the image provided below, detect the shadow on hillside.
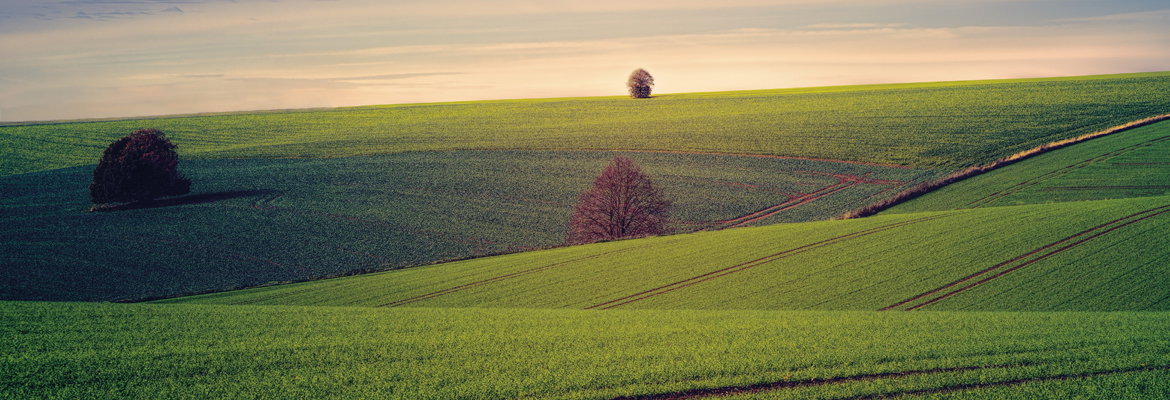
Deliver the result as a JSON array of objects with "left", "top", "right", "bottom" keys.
[{"left": 89, "top": 189, "right": 278, "bottom": 212}]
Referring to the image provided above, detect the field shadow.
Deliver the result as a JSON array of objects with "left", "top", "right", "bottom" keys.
[{"left": 89, "top": 189, "right": 278, "bottom": 212}]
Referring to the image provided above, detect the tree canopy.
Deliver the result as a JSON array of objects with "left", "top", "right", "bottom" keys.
[
  {"left": 90, "top": 128, "right": 191, "bottom": 204},
  {"left": 626, "top": 68, "right": 654, "bottom": 99},
  {"left": 567, "top": 155, "right": 671, "bottom": 244}
]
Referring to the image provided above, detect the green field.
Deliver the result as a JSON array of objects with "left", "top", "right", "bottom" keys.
[
  {"left": 0, "top": 151, "right": 934, "bottom": 302},
  {"left": 4, "top": 72, "right": 1170, "bottom": 176},
  {"left": 4, "top": 73, "right": 1170, "bottom": 399},
  {"left": 162, "top": 195, "right": 1170, "bottom": 312},
  {"left": 3, "top": 302, "right": 1168, "bottom": 400},
  {"left": 886, "top": 119, "right": 1170, "bottom": 213}
]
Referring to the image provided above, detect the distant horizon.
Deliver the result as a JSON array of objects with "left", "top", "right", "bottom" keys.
[
  {"left": 3, "top": 0, "right": 1169, "bottom": 122},
  {"left": 2, "top": 69, "right": 1168, "bottom": 125}
]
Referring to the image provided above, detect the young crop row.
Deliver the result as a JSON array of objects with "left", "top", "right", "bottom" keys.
[
  {"left": 3, "top": 302, "right": 1168, "bottom": 399},
  {"left": 1, "top": 151, "right": 928, "bottom": 302},
  {"left": 166, "top": 195, "right": 1170, "bottom": 312},
  {"left": 887, "top": 119, "right": 1170, "bottom": 213},
  {"left": 4, "top": 72, "right": 1170, "bottom": 176}
]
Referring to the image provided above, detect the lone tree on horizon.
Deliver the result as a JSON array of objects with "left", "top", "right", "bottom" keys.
[
  {"left": 90, "top": 128, "right": 191, "bottom": 205},
  {"left": 567, "top": 155, "right": 672, "bottom": 245},
  {"left": 626, "top": 68, "right": 654, "bottom": 99}
]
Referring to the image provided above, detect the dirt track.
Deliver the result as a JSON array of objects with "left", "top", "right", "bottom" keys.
[{"left": 689, "top": 171, "right": 907, "bottom": 230}]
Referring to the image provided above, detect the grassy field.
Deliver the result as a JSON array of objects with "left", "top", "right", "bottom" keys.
[
  {"left": 162, "top": 195, "right": 1170, "bottom": 312},
  {"left": 5, "top": 72, "right": 1170, "bottom": 399},
  {"left": 888, "top": 120, "right": 1170, "bottom": 213},
  {"left": 0, "top": 151, "right": 934, "bottom": 302},
  {"left": 4, "top": 72, "right": 1170, "bottom": 176},
  {"left": 3, "top": 302, "right": 1168, "bottom": 400}
]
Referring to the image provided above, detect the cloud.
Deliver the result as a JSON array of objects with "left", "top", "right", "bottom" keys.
[
  {"left": 1054, "top": 9, "right": 1170, "bottom": 23},
  {"left": 3, "top": 0, "right": 1170, "bottom": 121},
  {"left": 328, "top": 72, "right": 462, "bottom": 81},
  {"left": 805, "top": 23, "right": 910, "bottom": 29}
]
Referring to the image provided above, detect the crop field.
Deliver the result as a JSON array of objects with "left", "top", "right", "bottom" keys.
[
  {"left": 889, "top": 120, "right": 1170, "bottom": 213},
  {"left": 5, "top": 72, "right": 1170, "bottom": 399},
  {"left": 164, "top": 195, "right": 1170, "bottom": 312},
  {"left": 4, "top": 72, "right": 1170, "bottom": 176},
  {"left": 3, "top": 302, "right": 1169, "bottom": 400},
  {"left": 0, "top": 150, "right": 933, "bottom": 302}
]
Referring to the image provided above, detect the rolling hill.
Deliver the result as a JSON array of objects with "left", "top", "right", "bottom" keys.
[
  {"left": 4, "top": 71, "right": 1170, "bottom": 176},
  {"left": 0, "top": 151, "right": 935, "bottom": 302},
  {"left": 4, "top": 72, "right": 1170, "bottom": 399},
  {"left": 157, "top": 120, "right": 1170, "bottom": 312},
  {"left": 161, "top": 194, "right": 1170, "bottom": 312}
]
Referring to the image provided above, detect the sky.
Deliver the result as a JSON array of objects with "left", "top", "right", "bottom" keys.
[{"left": 1, "top": 0, "right": 1169, "bottom": 122}]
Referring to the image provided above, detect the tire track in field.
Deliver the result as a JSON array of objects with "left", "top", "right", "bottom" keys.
[
  {"left": 585, "top": 214, "right": 949, "bottom": 310},
  {"left": 832, "top": 364, "right": 1170, "bottom": 400},
  {"left": 607, "top": 363, "right": 1037, "bottom": 400},
  {"left": 1042, "top": 185, "right": 1170, "bottom": 191},
  {"left": 376, "top": 240, "right": 674, "bottom": 308},
  {"left": 966, "top": 134, "right": 1170, "bottom": 208},
  {"left": 882, "top": 203, "right": 1170, "bottom": 311},
  {"left": 609, "top": 363, "right": 1170, "bottom": 400},
  {"left": 697, "top": 172, "right": 907, "bottom": 229}
]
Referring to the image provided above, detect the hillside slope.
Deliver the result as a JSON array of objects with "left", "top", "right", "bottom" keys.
[
  {"left": 165, "top": 195, "right": 1170, "bottom": 312},
  {"left": 3, "top": 71, "right": 1170, "bottom": 176},
  {"left": 0, "top": 151, "right": 934, "bottom": 302},
  {"left": 887, "top": 120, "right": 1170, "bottom": 213}
]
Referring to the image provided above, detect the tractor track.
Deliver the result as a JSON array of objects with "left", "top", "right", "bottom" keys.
[
  {"left": 585, "top": 214, "right": 948, "bottom": 310},
  {"left": 608, "top": 361, "right": 1169, "bottom": 400},
  {"left": 1041, "top": 185, "right": 1170, "bottom": 191},
  {"left": 966, "top": 134, "right": 1170, "bottom": 208},
  {"left": 608, "top": 363, "right": 1038, "bottom": 400},
  {"left": 882, "top": 203, "right": 1170, "bottom": 311},
  {"left": 831, "top": 364, "right": 1170, "bottom": 400},
  {"left": 693, "top": 171, "right": 907, "bottom": 229},
  {"left": 376, "top": 240, "right": 675, "bottom": 308}
]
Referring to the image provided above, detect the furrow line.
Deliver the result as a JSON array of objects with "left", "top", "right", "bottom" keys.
[
  {"left": 586, "top": 214, "right": 948, "bottom": 310},
  {"left": 378, "top": 240, "right": 672, "bottom": 308},
  {"left": 888, "top": 204, "right": 1170, "bottom": 311},
  {"left": 728, "top": 181, "right": 859, "bottom": 228},
  {"left": 687, "top": 171, "right": 904, "bottom": 229},
  {"left": 1042, "top": 185, "right": 1170, "bottom": 191},
  {"left": 607, "top": 363, "right": 1039, "bottom": 400},
  {"left": 966, "top": 134, "right": 1170, "bottom": 208},
  {"left": 831, "top": 364, "right": 1170, "bottom": 400}
]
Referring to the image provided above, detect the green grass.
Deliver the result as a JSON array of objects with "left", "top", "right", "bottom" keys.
[
  {"left": 888, "top": 120, "right": 1170, "bottom": 213},
  {"left": 3, "top": 301, "right": 1168, "bottom": 400},
  {"left": 0, "top": 151, "right": 934, "bottom": 302},
  {"left": 4, "top": 71, "right": 1170, "bottom": 176},
  {"left": 7, "top": 72, "right": 1170, "bottom": 399},
  {"left": 163, "top": 195, "right": 1170, "bottom": 312}
]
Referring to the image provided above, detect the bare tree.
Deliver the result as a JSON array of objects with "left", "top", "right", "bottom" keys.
[
  {"left": 626, "top": 68, "right": 654, "bottom": 99},
  {"left": 567, "top": 155, "right": 672, "bottom": 244}
]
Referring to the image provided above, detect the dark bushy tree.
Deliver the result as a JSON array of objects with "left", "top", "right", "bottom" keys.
[
  {"left": 567, "top": 155, "right": 672, "bottom": 245},
  {"left": 90, "top": 128, "right": 191, "bottom": 204},
  {"left": 626, "top": 68, "right": 654, "bottom": 99}
]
